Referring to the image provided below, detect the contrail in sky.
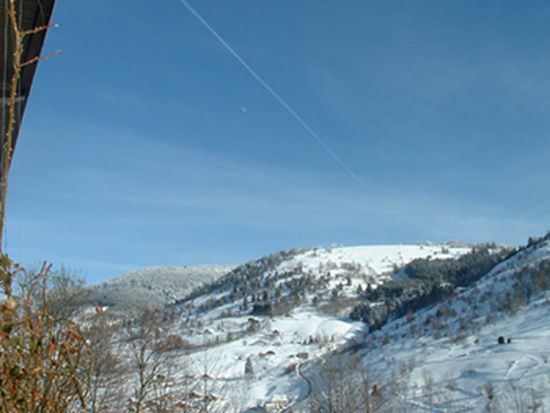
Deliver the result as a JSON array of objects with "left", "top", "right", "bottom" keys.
[{"left": 179, "top": 0, "right": 365, "bottom": 187}]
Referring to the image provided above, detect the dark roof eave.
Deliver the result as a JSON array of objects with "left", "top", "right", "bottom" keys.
[{"left": 1, "top": 0, "right": 56, "bottom": 172}]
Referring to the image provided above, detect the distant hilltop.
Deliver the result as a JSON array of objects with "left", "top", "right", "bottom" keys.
[
  {"left": 86, "top": 241, "right": 510, "bottom": 314},
  {"left": 87, "top": 264, "right": 234, "bottom": 312}
]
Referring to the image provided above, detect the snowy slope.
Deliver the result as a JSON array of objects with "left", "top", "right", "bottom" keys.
[
  {"left": 274, "top": 243, "right": 473, "bottom": 292},
  {"left": 182, "top": 243, "right": 475, "bottom": 320},
  {"left": 89, "top": 238, "right": 550, "bottom": 412},
  {"left": 277, "top": 243, "right": 471, "bottom": 276},
  {"left": 88, "top": 264, "right": 233, "bottom": 311},
  {"left": 139, "top": 242, "right": 505, "bottom": 410},
  {"left": 320, "top": 237, "right": 550, "bottom": 412}
]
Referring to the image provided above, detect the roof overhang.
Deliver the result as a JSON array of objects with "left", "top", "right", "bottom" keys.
[{"left": 1, "top": 0, "right": 56, "bottom": 175}]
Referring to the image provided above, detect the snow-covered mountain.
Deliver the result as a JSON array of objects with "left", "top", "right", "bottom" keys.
[
  {"left": 88, "top": 264, "right": 234, "bottom": 311},
  {"left": 84, "top": 237, "right": 550, "bottom": 412}
]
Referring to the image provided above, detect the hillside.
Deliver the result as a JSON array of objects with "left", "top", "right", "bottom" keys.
[
  {"left": 296, "top": 236, "right": 550, "bottom": 411},
  {"left": 74, "top": 237, "right": 550, "bottom": 412},
  {"left": 87, "top": 264, "right": 234, "bottom": 311},
  {"left": 178, "top": 243, "right": 477, "bottom": 319}
]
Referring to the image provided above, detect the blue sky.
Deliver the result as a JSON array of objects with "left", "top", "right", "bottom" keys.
[{"left": 5, "top": 1, "right": 550, "bottom": 283}]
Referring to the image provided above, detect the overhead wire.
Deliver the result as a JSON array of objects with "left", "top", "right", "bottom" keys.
[{"left": 179, "top": 0, "right": 366, "bottom": 188}]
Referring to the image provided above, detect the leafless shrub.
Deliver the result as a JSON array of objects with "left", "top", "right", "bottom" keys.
[
  {"left": 162, "top": 334, "right": 190, "bottom": 351},
  {"left": 284, "top": 362, "right": 298, "bottom": 375},
  {"left": 125, "top": 308, "right": 173, "bottom": 412},
  {"left": 0, "top": 258, "right": 91, "bottom": 411},
  {"left": 82, "top": 313, "right": 127, "bottom": 412},
  {"left": 309, "top": 355, "right": 387, "bottom": 413}
]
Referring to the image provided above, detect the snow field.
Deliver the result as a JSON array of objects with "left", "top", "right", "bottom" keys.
[{"left": 105, "top": 240, "right": 550, "bottom": 411}]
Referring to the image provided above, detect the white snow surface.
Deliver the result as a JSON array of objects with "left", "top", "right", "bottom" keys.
[
  {"left": 259, "top": 244, "right": 473, "bottom": 300},
  {"left": 278, "top": 244, "right": 470, "bottom": 275},
  {"left": 105, "top": 241, "right": 550, "bottom": 411}
]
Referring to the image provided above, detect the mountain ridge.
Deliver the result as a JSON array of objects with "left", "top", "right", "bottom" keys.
[
  {"left": 88, "top": 264, "right": 234, "bottom": 311},
  {"left": 72, "top": 236, "right": 550, "bottom": 411}
]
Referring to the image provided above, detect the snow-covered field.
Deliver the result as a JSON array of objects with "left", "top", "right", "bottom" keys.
[
  {"left": 272, "top": 243, "right": 472, "bottom": 293},
  {"left": 278, "top": 243, "right": 471, "bottom": 276}
]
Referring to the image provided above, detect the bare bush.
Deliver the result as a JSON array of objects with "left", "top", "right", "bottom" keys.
[
  {"left": 0, "top": 258, "right": 91, "bottom": 411},
  {"left": 309, "top": 355, "right": 386, "bottom": 413},
  {"left": 125, "top": 308, "right": 173, "bottom": 412},
  {"left": 84, "top": 313, "right": 127, "bottom": 412}
]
